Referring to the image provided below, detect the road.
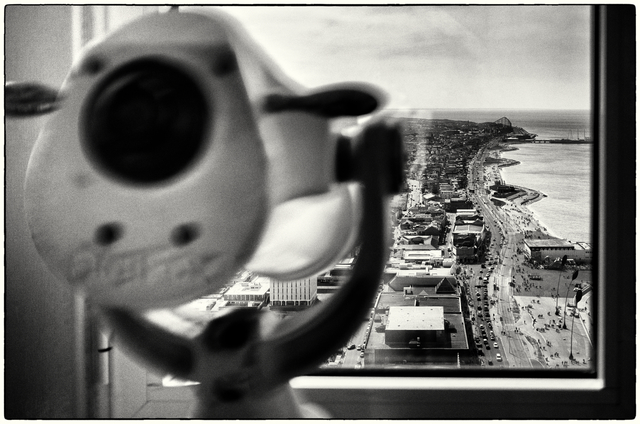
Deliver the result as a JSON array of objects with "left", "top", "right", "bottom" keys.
[{"left": 467, "top": 142, "right": 537, "bottom": 368}]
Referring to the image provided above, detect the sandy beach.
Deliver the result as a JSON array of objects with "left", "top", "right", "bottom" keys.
[{"left": 482, "top": 147, "right": 557, "bottom": 240}]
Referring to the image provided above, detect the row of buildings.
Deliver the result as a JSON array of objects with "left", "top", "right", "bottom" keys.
[
  {"left": 219, "top": 275, "right": 319, "bottom": 309},
  {"left": 199, "top": 117, "right": 529, "bottom": 366}
]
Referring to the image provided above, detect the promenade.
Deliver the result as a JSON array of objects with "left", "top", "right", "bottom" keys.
[{"left": 467, "top": 145, "right": 593, "bottom": 370}]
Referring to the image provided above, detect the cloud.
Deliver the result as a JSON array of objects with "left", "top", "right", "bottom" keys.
[{"left": 211, "top": 5, "right": 591, "bottom": 110}]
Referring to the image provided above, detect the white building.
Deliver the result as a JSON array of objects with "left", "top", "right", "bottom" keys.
[
  {"left": 523, "top": 239, "right": 592, "bottom": 263},
  {"left": 223, "top": 277, "right": 270, "bottom": 307},
  {"left": 407, "top": 178, "right": 423, "bottom": 208},
  {"left": 270, "top": 275, "right": 318, "bottom": 307}
]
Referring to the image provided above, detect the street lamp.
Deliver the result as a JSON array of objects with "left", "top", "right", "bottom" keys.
[
  {"left": 555, "top": 255, "right": 568, "bottom": 315},
  {"left": 562, "top": 269, "right": 580, "bottom": 329},
  {"left": 569, "top": 287, "right": 584, "bottom": 361}
]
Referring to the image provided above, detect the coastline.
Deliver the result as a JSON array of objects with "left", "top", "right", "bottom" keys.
[{"left": 483, "top": 145, "right": 559, "bottom": 240}]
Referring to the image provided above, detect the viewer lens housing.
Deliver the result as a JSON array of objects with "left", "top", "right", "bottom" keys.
[{"left": 83, "top": 59, "right": 209, "bottom": 184}]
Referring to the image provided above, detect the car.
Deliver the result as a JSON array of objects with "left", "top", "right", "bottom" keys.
[
  {"left": 488, "top": 360, "right": 493, "bottom": 365},
  {"left": 347, "top": 344, "right": 356, "bottom": 350},
  {"left": 496, "top": 353, "right": 502, "bottom": 361},
  {"left": 359, "top": 352, "right": 365, "bottom": 358},
  {"left": 485, "top": 344, "right": 491, "bottom": 350}
]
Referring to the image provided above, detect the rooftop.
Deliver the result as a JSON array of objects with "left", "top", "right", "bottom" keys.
[
  {"left": 456, "top": 209, "right": 477, "bottom": 216},
  {"left": 389, "top": 275, "right": 457, "bottom": 292},
  {"left": 452, "top": 223, "right": 484, "bottom": 234},
  {"left": 225, "top": 279, "right": 270, "bottom": 296},
  {"left": 387, "top": 306, "right": 445, "bottom": 331},
  {"left": 525, "top": 239, "right": 575, "bottom": 248},
  {"left": 378, "top": 291, "right": 462, "bottom": 314}
]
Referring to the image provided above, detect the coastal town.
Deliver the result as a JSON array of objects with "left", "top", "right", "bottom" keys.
[{"left": 180, "top": 116, "right": 593, "bottom": 372}]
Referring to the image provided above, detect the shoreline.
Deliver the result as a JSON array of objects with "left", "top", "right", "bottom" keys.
[{"left": 483, "top": 145, "right": 559, "bottom": 240}]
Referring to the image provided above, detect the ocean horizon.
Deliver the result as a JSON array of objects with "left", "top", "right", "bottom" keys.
[
  {"left": 387, "top": 108, "right": 594, "bottom": 244},
  {"left": 386, "top": 108, "right": 592, "bottom": 141}
]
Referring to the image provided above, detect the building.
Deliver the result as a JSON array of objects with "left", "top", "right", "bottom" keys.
[
  {"left": 364, "top": 276, "right": 471, "bottom": 366},
  {"left": 270, "top": 275, "right": 318, "bottom": 307},
  {"left": 407, "top": 178, "right": 423, "bottom": 207},
  {"left": 401, "top": 248, "right": 444, "bottom": 265},
  {"left": 443, "top": 198, "right": 474, "bottom": 212},
  {"left": 388, "top": 274, "right": 457, "bottom": 293},
  {"left": 223, "top": 277, "right": 270, "bottom": 307},
  {"left": 385, "top": 306, "right": 447, "bottom": 347},
  {"left": 523, "top": 239, "right": 592, "bottom": 263},
  {"left": 456, "top": 208, "right": 478, "bottom": 218},
  {"left": 451, "top": 216, "right": 486, "bottom": 263}
]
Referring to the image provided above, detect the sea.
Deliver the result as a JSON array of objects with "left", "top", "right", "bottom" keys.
[{"left": 388, "top": 108, "right": 593, "bottom": 244}]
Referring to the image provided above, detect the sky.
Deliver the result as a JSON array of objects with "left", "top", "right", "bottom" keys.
[{"left": 187, "top": 5, "right": 592, "bottom": 111}]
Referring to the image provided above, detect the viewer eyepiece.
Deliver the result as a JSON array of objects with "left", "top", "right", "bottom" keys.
[{"left": 83, "top": 60, "right": 209, "bottom": 184}]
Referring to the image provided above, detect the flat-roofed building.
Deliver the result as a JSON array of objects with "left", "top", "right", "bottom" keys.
[
  {"left": 385, "top": 306, "right": 446, "bottom": 347},
  {"left": 452, "top": 220, "right": 486, "bottom": 263},
  {"left": 223, "top": 277, "right": 270, "bottom": 307},
  {"left": 524, "top": 238, "right": 591, "bottom": 263},
  {"left": 270, "top": 275, "right": 317, "bottom": 307},
  {"left": 402, "top": 249, "right": 444, "bottom": 264}
]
